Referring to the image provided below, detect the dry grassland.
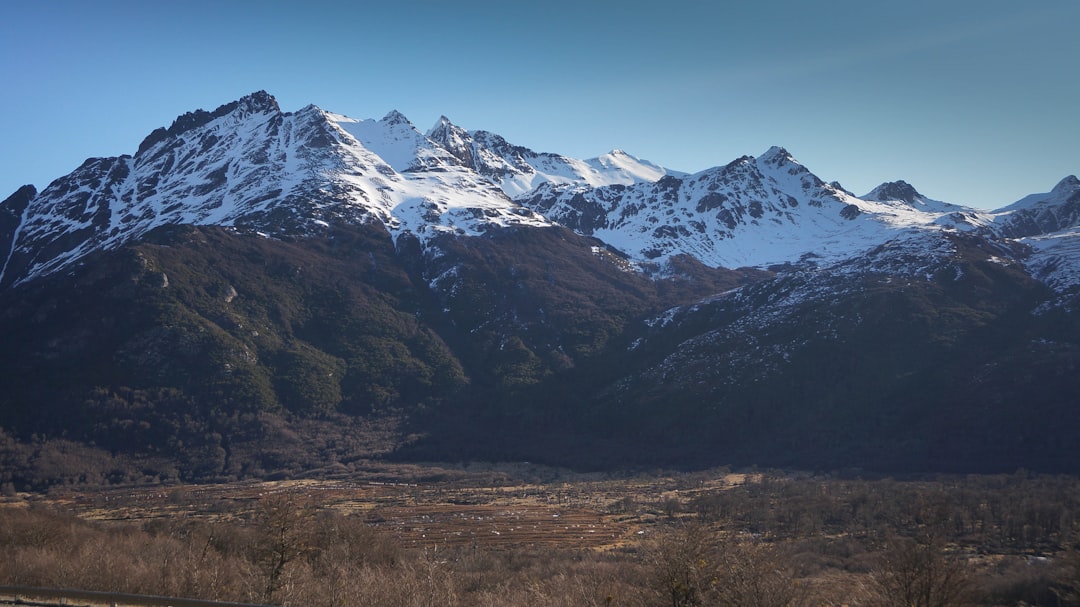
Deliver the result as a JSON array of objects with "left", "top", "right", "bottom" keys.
[{"left": 21, "top": 464, "right": 754, "bottom": 553}]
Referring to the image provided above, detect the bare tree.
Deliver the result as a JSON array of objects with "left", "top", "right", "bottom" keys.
[
  {"left": 870, "top": 535, "right": 972, "bottom": 607},
  {"left": 714, "top": 540, "right": 807, "bottom": 607},
  {"left": 645, "top": 522, "right": 715, "bottom": 607},
  {"left": 1052, "top": 543, "right": 1080, "bottom": 606},
  {"left": 253, "top": 490, "right": 316, "bottom": 602},
  {"left": 645, "top": 522, "right": 806, "bottom": 607}
]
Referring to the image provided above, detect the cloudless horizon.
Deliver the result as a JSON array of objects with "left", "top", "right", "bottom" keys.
[{"left": 1, "top": 0, "right": 1076, "bottom": 210}]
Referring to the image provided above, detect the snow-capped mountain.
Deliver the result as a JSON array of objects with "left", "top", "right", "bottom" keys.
[
  {"left": 861, "top": 180, "right": 962, "bottom": 213},
  {"left": 994, "top": 176, "right": 1080, "bottom": 293},
  {"left": 1, "top": 90, "right": 1077, "bottom": 296},
  {"left": 994, "top": 175, "right": 1080, "bottom": 238},
  {"left": 3, "top": 91, "right": 1080, "bottom": 481},
  {"left": 516, "top": 147, "right": 994, "bottom": 270},
  {"left": 0, "top": 92, "right": 551, "bottom": 288}
]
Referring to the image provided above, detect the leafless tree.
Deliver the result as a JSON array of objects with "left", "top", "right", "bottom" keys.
[
  {"left": 253, "top": 490, "right": 316, "bottom": 602},
  {"left": 645, "top": 522, "right": 806, "bottom": 607},
  {"left": 870, "top": 535, "right": 972, "bottom": 607}
]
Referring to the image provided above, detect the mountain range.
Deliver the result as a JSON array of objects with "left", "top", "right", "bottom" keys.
[{"left": 2, "top": 91, "right": 1078, "bottom": 488}]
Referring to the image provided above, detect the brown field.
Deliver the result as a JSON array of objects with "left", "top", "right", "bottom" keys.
[
  {"left": 21, "top": 464, "right": 753, "bottom": 552},
  {"left": 3, "top": 464, "right": 1079, "bottom": 607}
]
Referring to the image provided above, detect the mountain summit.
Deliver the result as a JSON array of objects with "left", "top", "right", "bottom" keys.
[{"left": 864, "top": 180, "right": 924, "bottom": 204}]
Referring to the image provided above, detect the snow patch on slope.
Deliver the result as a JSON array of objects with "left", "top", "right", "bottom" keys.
[
  {"left": 332, "top": 111, "right": 462, "bottom": 173},
  {"left": 1023, "top": 228, "right": 1080, "bottom": 293}
]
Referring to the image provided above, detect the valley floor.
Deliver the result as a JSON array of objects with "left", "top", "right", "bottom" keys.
[{"left": 2, "top": 464, "right": 1079, "bottom": 606}]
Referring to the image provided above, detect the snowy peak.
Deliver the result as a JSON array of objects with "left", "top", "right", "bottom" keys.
[
  {"left": 331, "top": 109, "right": 461, "bottom": 172},
  {"left": 137, "top": 90, "right": 281, "bottom": 155},
  {"left": 431, "top": 115, "right": 453, "bottom": 131},
  {"left": 585, "top": 149, "right": 673, "bottom": 183},
  {"left": 226, "top": 90, "right": 281, "bottom": 117},
  {"left": 0, "top": 94, "right": 560, "bottom": 288},
  {"left": 426, "top": 115, "right": 454, "bottom": 141},
  {"left": 427, "top": 115, "right": 458, "bottom": 140},
  {"left": 425, "top": 115, "right": 477, "bottom": 168},
  {"left": 994, "top": 175, "right": 1080, "bottom": 239},
  {"left": 756, "top": 145, "right": 798, "bottom": 169},
  {"left": 752, "top": 147, "right": 828, "bottom": 192},
  {"left": 592, "top": 149, "right": 635, "bottom": 167},
  {"left": 864, "top": 181, "right": 923, "bottom": 204},
  {"left": 426, "top": 123, "right": 543, "bottom": 194},
  {"left": 999, "top": 175, "right": 1080, "bottom": 213},
  {"left": 381, "top": 109, "right": 413, "bottom": 127},
  {"left": 1052, "top": 175, "right": 1080, "bottom": 196},
  {"left": 2, "top": 97, "right": 301, "bottom": 287},
  {"left": 860, "top": 180, "right": 960, "bottom": 214},
  {"left": 517, "top": 146, "right": 905, "bottom": 269}
]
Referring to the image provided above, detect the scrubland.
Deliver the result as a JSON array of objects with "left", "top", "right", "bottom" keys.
[{"left": 2, "top": 466, "right": 1078, "bottom": 606}]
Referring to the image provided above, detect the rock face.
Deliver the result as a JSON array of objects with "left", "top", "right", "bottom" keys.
[
  {"left": 1, "top": 91, "right": 1080, "bottom": 484},
  {"left": 0, "top": 184, "right": 35, "bottom": 287}
]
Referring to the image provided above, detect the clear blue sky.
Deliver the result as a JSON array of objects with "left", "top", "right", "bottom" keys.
[{"left": 1, "top": 0, "right": 1076, "bottom": 209}]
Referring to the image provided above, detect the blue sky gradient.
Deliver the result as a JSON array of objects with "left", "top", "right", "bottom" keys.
[{"left": 2, "top": 0, "right": 1076, "bottom": 209}]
